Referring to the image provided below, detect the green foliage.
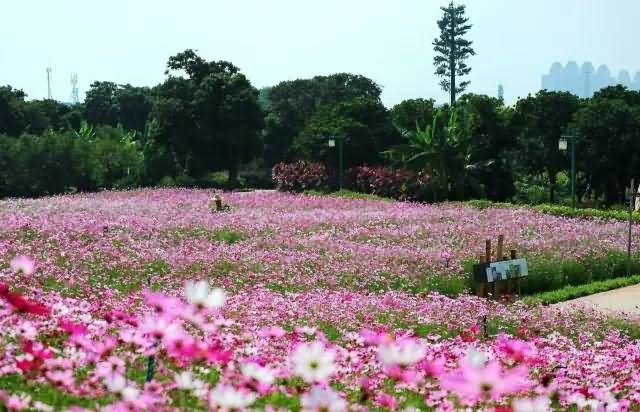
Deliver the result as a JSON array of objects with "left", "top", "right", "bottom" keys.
[
  {"left": 0, "top": 125, "right": 143, "bottom": 198},
  {"left": 519, "top": 253, "right": 640, "bottom": 295},
  {"left": 0, "top": 374, "right": 111, "bottom": 409},
  {"left": 151, "top": 49, "right": 264, "bottom": 187},
  {"left": 513, "top": 90, "right": 581, "bottom": 203},
  {"left": 463, "top": 199, "right": 640, "bottom": 223},
  {"left": 608, "top": 318, "right": 640, "bottom": 340},
  {"left": 523, "top": 275, "right": 640, "bottom": 305},
  {"left": 303, "top": 189, "right": 391, "bottom": 202},
  {"left": 390, "top": 98, "right": 436, "bottom": 131},
  {"left": 263, "top": 73, "right": 382, "bottom": 167},
  {"left": 520, "top": 257, "right": 565, "bottom": 294},
  {"left": 293, "top": 98, "right": 400, "bottom": 168}
]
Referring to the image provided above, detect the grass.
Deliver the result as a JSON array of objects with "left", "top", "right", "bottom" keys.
[
  {"left": 0, "top": 374, "right": 111, "bottom": 409},
  {"left": 522, "top": 274, "right": 640, "bottom": 305},
  {"left": 303, "top": 189, "right": 391, "bottom": 201}
]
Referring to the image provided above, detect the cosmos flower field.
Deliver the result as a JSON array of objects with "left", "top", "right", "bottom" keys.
[{"left": 0, "top": 189, "right": 639, "bottom": 411}]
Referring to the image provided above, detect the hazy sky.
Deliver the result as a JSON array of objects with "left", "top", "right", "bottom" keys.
[{"left": 1, "top": 0, "right": 638, "bottom": 106}]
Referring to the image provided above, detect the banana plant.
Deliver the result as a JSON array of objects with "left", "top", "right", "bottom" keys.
[
  {"left": 384, "top": 108, "right": 495, "bottom": 200},
  {"left": 73, "top": 120, "right": 96, "bottom": 141}
]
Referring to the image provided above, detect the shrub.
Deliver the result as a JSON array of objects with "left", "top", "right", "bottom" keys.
[
  {"left": 523, "top": 275, "right": 640, "bottom": 305},
  {"left": 521, "top": 258, "right": 565, "bottom": 294},
  {"left": 345, "top": 165, "right": 434, "bottom": 201},
  {"left": 562, "top": 260, "right": 590, "bottom": 286},
  {"left": 463, "top": 199, "right": 640, "bottom": 223},
  {"left": 272, "top": 161, "right": 330, "bottom": 192}
]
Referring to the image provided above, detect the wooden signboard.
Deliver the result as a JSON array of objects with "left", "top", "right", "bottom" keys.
[{"left": 472, "top": 235, "right": 525, "bottom": 299}]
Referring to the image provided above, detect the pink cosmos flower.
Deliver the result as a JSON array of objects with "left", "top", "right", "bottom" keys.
[
  {"left": 496, "top": 334, "right": 536, "bottom": 363},
  {"left": 95, "top": 356, "right": 126, "bottom": 380},
  {"left": 360, "top": 328, "right": 393, "bottom": 346},
  {"left": 440, "top": 349, "right": 530, "bottom": 405},
  {"left": 10, "top": 255, "right": 35, "bottom": 276},
  {"left": 4, "top": 393, "right": 31, "bottom": 410},
  {"left": 375, "top": 393, "right": 397, "bottom": 410},
  {"left": 259, "top": 326, "right": 287, "bottom": 339}
]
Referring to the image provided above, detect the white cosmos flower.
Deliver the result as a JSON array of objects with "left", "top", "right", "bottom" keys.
[
  {"left": 512, "top": 396, "right": 552, "bottom": 412},
  {"left": 104, "top": 373, "right": 127, "bottom": 393},
  {"left": 291, "top": 341, "right": 336, "bottom": 383},
  {"left": 378, "top": 338, "right": 426, "bottom": 367},
  {"left": 121, "top": 386, "right": 140, "bottom": 402},
  {"left": 174, "top": 371, "right": 195, "bottom": 389},
  {"left": 301, "top": 386, "right": 347, "bottom": 412},
  {"left": 185, "top": 280, "right": 226, "bottom": 310},
  {"left": 241, "top": 362, "right": 276, "bottom": 385},
  {"left": 209, "top": 384, "right": 256, "bottom": 410},
  {"left": 465, "top": 347, "right": 489, "bottom": 368}
]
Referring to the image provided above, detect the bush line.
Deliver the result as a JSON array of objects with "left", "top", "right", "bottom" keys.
[
  {"left": 522, "top": 275, "right": 640, "bottom": 305},
  {"left": 463, "top": 199, "right": 639, "bottom": 223}
]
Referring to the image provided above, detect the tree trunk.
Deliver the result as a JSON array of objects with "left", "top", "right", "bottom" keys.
[
  {"left": 228, "top": 161, "right": 239, "bottom": 189},
  {"left": 548, "top": 171, "right": 556, "bottom": 203}
]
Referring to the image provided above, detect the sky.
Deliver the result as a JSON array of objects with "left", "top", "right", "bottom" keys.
[{"left": 1, "top": 0, "right": 638, "bottom": 106}]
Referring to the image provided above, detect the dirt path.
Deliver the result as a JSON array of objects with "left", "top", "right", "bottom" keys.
[{"left": 555, "top": 284, "right": 640, "bottom": 314}]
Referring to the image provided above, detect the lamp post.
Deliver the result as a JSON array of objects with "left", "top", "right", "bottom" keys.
[
  {"left": 559, "top": 132, "right": 577, "bottom": 209},
  {"left": 328, "top": 136, "right": 344, "bottom": 190}
]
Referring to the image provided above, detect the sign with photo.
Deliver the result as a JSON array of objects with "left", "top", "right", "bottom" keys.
[{"left": 473, "top": 259, "right": 528, "bottom": 283}]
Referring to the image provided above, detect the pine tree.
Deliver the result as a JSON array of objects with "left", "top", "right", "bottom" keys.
[{"left": 433, "top": 2, "right": 475, "bottom": 106}]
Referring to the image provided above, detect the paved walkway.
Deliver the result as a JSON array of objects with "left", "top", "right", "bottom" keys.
[{"left": 555, "top": 284, "right": 640, "bottom": 314}]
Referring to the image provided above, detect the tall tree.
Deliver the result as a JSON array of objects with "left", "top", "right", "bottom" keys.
[
  {"left": 0, "top": 86, "right": 28, "bottom": 136},
  {"left": 263, "top": 73, "right": 382, "bottom": 166},
  {"left": 513, "top": 90, "right": 580, "bottom": 203},
  {"left": 574, "top": 96, "right": 640, "bottom": 203},
  {"left": 390, "top": 98, "right": 436, "bottom": 131},
  {"left": 150, "top": 49, "right": 263, "bottom": 186},
  {"left": 433, "top": 2, "right": 475, "bottom": 106},
  {"left": 293, "top": 98, "right": 399, "bottom": 168}
]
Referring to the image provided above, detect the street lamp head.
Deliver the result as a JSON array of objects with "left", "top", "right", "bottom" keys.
[
  {"left": 558, "top": 138, "right": 568, "bottom": 152},
  {"left": 328, "top": 139, "right": 336, "bottom": 148}
]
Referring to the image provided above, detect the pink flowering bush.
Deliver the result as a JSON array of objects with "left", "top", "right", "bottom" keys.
[
  {"left": 0, "top": 189, "right": 638, "bottom": 410},
  {"left": 272, "top": 161, "right": 331, "bottom": 192},
  {"left": 345, "top": 165, "right": 435, "bottom": 201}
]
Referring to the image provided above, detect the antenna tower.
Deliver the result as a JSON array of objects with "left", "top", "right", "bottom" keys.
[
  {"left": 70, "top": 73, "right": 79, "bottom": 104},
  {"left": 46, "top": 67, "right": 52, "bottom": 99}
]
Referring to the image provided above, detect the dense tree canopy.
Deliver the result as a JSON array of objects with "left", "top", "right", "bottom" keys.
[
  {"left": 293, "top": 97, "right": 400, "bottom": 168},
  {"left": 513, "top": 90, "right": 581, "bottom": 202},
  {"left": 2, "top": 47, "right": 639, "bottom": 207},
  {"left": 150, "top": 49, "right": 263, "bottom": 186},
  {"left": 262, "top": 73, "right": 382, "bottom": 166}
]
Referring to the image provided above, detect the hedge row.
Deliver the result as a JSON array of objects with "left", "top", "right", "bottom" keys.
[
  {"left": 464, "top": 199, "right": 639, "bottom": 223},
  {"left": 522, "top": 275, "right": 640, "bottom": 305},
  {"left": 463, "top": 250, "right": 640, "bottom": 296}
]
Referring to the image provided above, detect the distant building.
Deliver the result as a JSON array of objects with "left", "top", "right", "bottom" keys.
[{"left": 541, "top": 61, "right": 640, "bottom": 97}]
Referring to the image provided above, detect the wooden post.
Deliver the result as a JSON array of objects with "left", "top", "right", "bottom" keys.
[
  {"left": 497, "top": 235, "right": 504, "bottom": 262},
  {"left": 477, "top": 255, "right": 486, "bottom": 297},
  {"left": 485, "top": 239, "right": 492, "bottom": 264},
  {"left": 497, "top": 235, "right": 506, "bottom": 296},
  {"left": 511, "top": 249, "right": 520, "bottom": 296}
]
